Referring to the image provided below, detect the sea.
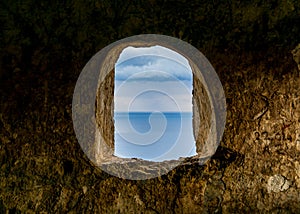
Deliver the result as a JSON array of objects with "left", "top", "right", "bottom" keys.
[{"left": 114, "top": 112, "right": 197, "bottom": 162}]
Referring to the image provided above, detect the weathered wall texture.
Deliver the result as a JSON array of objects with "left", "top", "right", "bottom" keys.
[
  {"left": 1, "top": 0, "right": 300, "bottom": 212},
  {"left": 95, "top": 69, "right": 114, "bottom": 150},
  {"left": 1, "top": 46, "right": 300, "bottom": 213},
  {"left": 93, "top": 52, "right": 217, "bottom": 180},
  {"left": 92, "top": 36, "right": 223, "bottom": 174}
]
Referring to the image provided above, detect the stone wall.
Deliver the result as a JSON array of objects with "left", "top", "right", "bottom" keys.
[
  {"left": 1, "top": 46, "right": 300, "bottom": 213},
  {"left": 92, "top": 35, "right": 224, "bottom": 175},
  {"left": 94, "top": 62, "right": 216, "bottom": 179},
  {"left": 95, "top": 69, "right": 114, "bottom": 149}
]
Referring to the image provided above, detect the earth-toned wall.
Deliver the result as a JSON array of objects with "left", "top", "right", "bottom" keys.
[
  {"left": 92, "top": 37, "right": 220, "bottom": 180},
  {"left": 1, "top": 47, "right": 300, "bottom": 213},
  {"left": 1, "top": 0, "right": 300, "bottom": 212}
]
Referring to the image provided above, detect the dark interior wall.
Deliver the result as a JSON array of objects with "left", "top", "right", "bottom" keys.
[
  {"left": 1, "top": 0, "right": 299, "bottom": 134},
  {"left": 1, "top": 0, "right": 299, "bottom": 75},
  {"left": 1, "top": 0, "right": 300, "bottom": 213}
]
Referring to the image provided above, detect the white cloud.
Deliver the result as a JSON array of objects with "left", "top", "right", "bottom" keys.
[
  {"left": 116, "top": 57, "right": 192, "bottom": 81},
  {"left": 114, "top": 81, "right": 193, "bottom": 112},
  {"left": 114, "top": 45, "right": 194, "bottom": 113},
  {"left": 117, "top": 45, "right": 190, "bottom": 68},
  {"left": 115, "top": 45, "right": 193, "bottom": 82}
]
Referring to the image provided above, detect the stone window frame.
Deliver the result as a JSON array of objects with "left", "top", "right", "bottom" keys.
[{"left": 72, "top": 35, "right": 226, "bottom": 179}]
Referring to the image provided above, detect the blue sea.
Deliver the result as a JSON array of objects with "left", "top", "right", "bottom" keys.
[{"left": 114, "top": 112, "right": 197, "bottom": 161}]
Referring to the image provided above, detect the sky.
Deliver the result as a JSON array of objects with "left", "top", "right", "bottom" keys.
[
  {"left": 114, "top": 45, "right": 193, "bottom": 113},
  {"left": 113, "top": 45, "right": 197, "bottom": 161}
]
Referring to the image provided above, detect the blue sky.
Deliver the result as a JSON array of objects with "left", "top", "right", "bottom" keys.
[
  {"left": 114, "top": 45, "right": 193, "bottom": 113},
  {"left": 113, "top": 45, "right": 197, "bottom": 161}
]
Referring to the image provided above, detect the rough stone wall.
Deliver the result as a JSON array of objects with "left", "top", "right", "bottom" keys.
[
  {"left": 1, "top": 47, "right": 300, "bottom": 213},
  {"left": 92, "top": 36, "right": 222, "bottom": 171},
  {"left": 1, "top": 0, "right": 300, "bottom": 211},
  {"left": 93, "top": 55, "right": 216, "bottom": 179},
  {"left": 192, "top": 73, "right": 212, "bottom": 154},
  {"left": 95, "top": 69, "right": 114, "bottom": 149}
]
